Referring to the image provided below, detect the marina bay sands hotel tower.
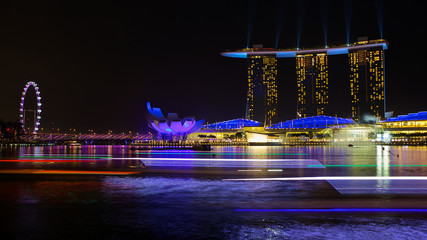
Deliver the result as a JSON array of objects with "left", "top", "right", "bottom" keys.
[
  {"left": 296, "top": 52, "right": 328, "bottom": 118},
  {"left": 221, "top": 38, "right": 387, "bottom": 124},
  {"left": 246, "top": 46, "right": 278, "bottom": 126}
]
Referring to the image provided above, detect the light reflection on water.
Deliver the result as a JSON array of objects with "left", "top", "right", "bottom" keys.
[
  {"left": 1, "top": 145, "right": 427, "bottom": 239},
  {"left": 223, "top": 220, "right": 427, "bottom": 240}
]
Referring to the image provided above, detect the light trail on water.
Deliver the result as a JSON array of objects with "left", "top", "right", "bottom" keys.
[
  {"left": 309, "top": 164, "right": 427, "bottom": 168},
  {"left": 225, "top": 176, "right": 427, "bottom": 181},
  {"left": 112, "top": 157, "right": 317, "bottom": 162},
  {"left": 235, "top": 208, "right": 427, "bottom": 212},
  {"left": 135, "top": 152, "right": 308, "bottom": 156}
]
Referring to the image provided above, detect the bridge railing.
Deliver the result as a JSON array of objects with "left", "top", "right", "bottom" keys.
[{"left": 18, "top": 133, "right": 153, "bottom": 142}]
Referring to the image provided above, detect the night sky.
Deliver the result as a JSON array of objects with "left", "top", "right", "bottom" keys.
[{"left": 0, "top": 0, "right": 426, "bottom": 133}]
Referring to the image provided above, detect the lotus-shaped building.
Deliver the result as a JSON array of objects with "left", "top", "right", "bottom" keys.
[{"left": 147, "top": 102, "right": 204, "bottom": 140}]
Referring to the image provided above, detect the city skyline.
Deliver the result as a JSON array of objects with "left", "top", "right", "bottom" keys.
[
  {"left": 0, "top": 0, "right": 426, "bottom": 133},
  {"left": 1, "top": 2, "right": 427, "bottom": 239}
]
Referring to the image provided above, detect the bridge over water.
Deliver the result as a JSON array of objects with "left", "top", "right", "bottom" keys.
[{"left": 17, "top": 133, "right": 153, "bottom": 144}]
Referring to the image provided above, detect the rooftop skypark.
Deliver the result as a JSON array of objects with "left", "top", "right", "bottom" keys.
[{"left": 221, "top": 39, "right": 388, "bottom": 58}]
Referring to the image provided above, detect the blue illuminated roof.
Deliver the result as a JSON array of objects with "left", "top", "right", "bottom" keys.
[
  {"left": 221, "top": 40, "right": 388, "bottom": 59},
  {"left": 384, "top": 111, "right": 427, "bottom": 122},
  {"left": 204, "top": 118, "right": 262, "bottom": 130},
  {"left": 267, "top": 116, "right": 353, "bottom": 129}
]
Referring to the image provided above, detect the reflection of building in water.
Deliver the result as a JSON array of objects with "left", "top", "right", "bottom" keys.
[
  {"left": 376, "top": 145, "right": 391, "bottom": 190},
  {"left": 376, "top": 145, "right": 390, "bottom": 177}
]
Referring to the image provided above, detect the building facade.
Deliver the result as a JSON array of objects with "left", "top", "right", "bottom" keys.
[
  {"left": 146, "top": 102, "right": 204, "bottom": 141},
  {"left": 221, "top": 38, "right": 387, "bottom": 124},
  {"left": 296, "top": 53, "right": 328, "bottom": 118},
  {"left": 349, "top": 40, "right": 385, "bottom": 123},
  {"left": 246, "top": 55, "right": 278, "bottom": 126}
]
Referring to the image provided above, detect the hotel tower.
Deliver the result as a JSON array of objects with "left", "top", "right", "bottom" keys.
[
  {"left": 221, "top": 38, "right": 387, "bottom": 124},
  {"left": 349, "top": 38, "right": 385, "bottom": 123},
  {"left": 296, "top": 53, "right": 328, "bottom": 118},
  {"left": 246, "top": 53, "right": 278, "bottom": 126}
]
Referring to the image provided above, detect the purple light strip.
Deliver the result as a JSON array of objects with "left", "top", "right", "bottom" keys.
[
  {"left": 235, "top": 208, "right": 427, "bottom": 212},
  {"left": 112, "top": 157, "right": 318, "bottom": 162},
  {"left": 225, "top": 176, "right": 427, "bottom": 181}
]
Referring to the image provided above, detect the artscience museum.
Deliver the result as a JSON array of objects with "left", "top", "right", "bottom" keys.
[{"left": 146, "top": 102, "right": 204, "bottom": 140}]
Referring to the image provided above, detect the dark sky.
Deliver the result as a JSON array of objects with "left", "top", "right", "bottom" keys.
[{"left": 0, "top": 0, "right": 426, "bottom": 133}]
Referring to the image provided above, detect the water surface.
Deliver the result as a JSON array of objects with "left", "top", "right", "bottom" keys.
[{"left": 1, "top": 145, "right": 427, "bottom": 239}]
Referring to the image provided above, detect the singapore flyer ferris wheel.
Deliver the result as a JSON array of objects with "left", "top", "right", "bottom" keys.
[{"left": 19, "top": 81, "right": 42, "bottom": 134}]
